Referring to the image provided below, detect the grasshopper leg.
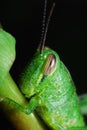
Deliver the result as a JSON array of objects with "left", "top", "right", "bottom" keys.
[
  {"left": 0, "top": 96, "right": 39, "bottom": 114},
  {"left": 0, "top": 97, "right": 66, "bottom": 130}
]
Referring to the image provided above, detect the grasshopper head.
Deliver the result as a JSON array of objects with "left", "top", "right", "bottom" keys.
[{"left": 19, "top": 47, "right": 60, "bottom": 98}]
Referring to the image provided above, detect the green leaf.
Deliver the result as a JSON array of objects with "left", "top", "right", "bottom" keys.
[{"left": 0, "top": 29, "right": 16, "bottom": 85}]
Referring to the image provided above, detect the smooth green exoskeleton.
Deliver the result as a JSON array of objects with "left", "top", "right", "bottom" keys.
[{"left": 18, "top": 47, "right": 86, "bottom": 130}]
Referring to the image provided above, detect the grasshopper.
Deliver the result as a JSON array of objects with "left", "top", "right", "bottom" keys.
[{"left": 0, "top": 0, "right": 87, "bottom": 130}]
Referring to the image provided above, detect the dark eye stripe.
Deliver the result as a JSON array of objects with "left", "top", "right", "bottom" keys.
[{"left": 40, "top": 75, "right": 46, "bottom": 83}]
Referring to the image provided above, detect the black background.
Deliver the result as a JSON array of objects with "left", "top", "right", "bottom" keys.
[{"left": 0, "top": 0, "right": 87, "bottom": 129}]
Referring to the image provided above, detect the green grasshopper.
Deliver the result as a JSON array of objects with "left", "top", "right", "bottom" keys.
[{"left": 0, "top": 0, "right": 87, "bottom": 130}]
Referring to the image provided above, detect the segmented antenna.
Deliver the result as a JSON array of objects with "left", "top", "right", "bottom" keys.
[
  {"left": 40, "top": 1, "right": 55, "bottom": 54},
  {"left": 39, "top": 0, "right": 47, "bottom": 53}
]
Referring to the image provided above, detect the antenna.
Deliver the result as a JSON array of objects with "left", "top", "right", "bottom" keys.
[
  {"left": 40, "top": 0, "right": 47, "bottom": 45},
  {"left": 39, "top": 1, "right": 55, "bottom": 54}
]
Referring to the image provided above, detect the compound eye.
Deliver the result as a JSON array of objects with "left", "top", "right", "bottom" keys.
[{"left": 42, "top": 54, "right": 56, "bottom": 75}]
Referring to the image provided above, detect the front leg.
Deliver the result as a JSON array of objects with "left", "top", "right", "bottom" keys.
[
  {"left": 0, "top": 96, "right": 66, "bottom": 130},
  {"left": 0, "top": 96, "right": 39, "bottom": 114}
]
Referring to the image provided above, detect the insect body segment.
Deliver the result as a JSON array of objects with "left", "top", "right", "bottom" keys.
[{"left": 19, "top": 48, "right": 59, "bottom": 98}]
